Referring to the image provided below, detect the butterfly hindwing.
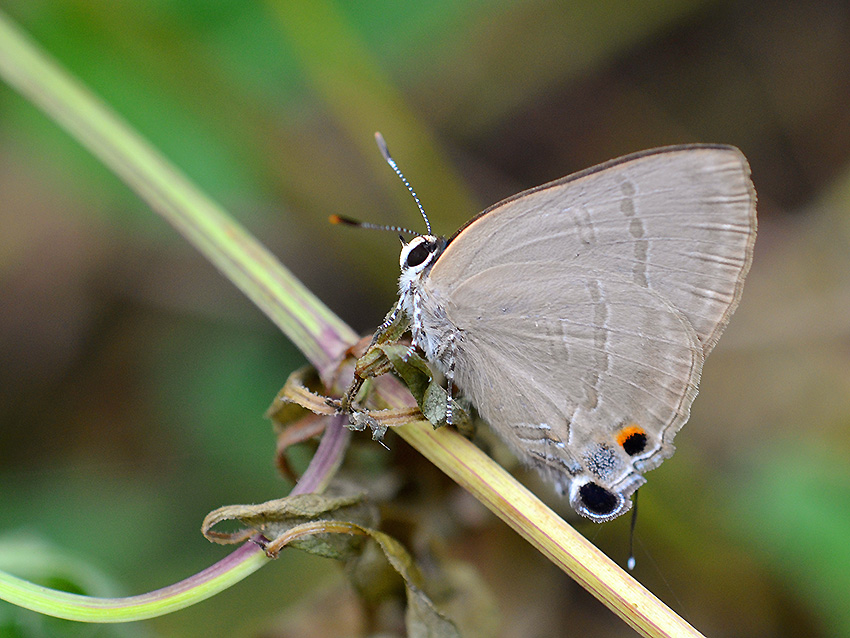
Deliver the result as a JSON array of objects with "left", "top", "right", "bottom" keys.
[{"left": 425, "top": 263, "right": 703, "bottom": 518}]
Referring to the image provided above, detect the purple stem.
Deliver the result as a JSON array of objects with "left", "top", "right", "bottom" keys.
[
  {"left": 76, "top": 415, "right": 351, "bottom": 607},
  {"left": 290, "top": 414, "right": 350, "bottom": 496}
]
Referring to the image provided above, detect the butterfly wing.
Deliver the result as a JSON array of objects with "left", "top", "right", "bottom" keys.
[
  {"left": 432, "top": 145, "right": 756, "bottom": 356},
  {"left": 420, "top": 145, "right": 755, "bottom": 519}
]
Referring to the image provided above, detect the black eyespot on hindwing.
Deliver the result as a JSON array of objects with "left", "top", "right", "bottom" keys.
[{"left": 578, "top": 482, "right": 619, "bottom": 516}]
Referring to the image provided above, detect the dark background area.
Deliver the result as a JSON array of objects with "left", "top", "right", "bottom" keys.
[{"left": 1, "top": 1, "right": 849, "bottom": 636}]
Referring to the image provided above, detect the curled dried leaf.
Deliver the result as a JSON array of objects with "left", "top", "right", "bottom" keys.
[
  {"left": 202, "top": 492, "right": 376, "bottom": 560},
  {"left": 202, "top": 491, "right": 461, "bottom": 636},
  {"left": 267, "top": 366, "right": 337, "bottom": 421}
]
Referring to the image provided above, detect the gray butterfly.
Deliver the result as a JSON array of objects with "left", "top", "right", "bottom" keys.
[{"left": 361, "top": 140, "right": 756, "bottom": 522}]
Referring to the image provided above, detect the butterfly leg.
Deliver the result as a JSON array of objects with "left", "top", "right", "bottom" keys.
[
  {"left": 336, "top": 301, "right": 407, "bottom": 414},
  {"left": 444, "top": 332, "right": 457, "bottom": 426},
  {"left": 374, "top": 300, "right": 404, "bottom": 346}
]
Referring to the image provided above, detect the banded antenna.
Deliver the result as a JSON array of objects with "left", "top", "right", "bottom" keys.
[
  {"left": 328, "top": 133, "right": 432, "bottom": 236},
  {"left": 328, "top": 214, "right": 418, "bottom": 237},
  {"left": 374, "top": 132, "right": 431, "bottom": 234}
]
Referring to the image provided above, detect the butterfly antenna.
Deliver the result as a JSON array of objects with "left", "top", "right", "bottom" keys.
[
  {"left": 374, "top": 132, "right": 431, "bottom": 234},
  {"left": 329, "top": 214, "right": 418, "bottom": 236}
]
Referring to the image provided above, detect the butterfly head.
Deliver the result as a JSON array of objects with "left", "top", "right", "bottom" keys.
[
  {"left": 398, "top": 235, "right": 446, "bottom": 290},
  {"left": 399, "top": 235, "right": 443, "bottom": 270}
]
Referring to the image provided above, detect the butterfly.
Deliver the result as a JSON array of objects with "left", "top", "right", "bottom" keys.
[{"left": 341, "top": 135, "right": 756, "bottom": 522}]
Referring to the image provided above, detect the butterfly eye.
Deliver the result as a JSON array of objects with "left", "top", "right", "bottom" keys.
[
  {"left": 406, "top": 242, "right": 432, "bottom": 268},
  {"left": 616, "top": 424, "right": 648, "bottom": 456}
]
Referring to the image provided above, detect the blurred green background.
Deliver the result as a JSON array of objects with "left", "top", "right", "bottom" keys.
[{"left": 1, "top": 0, "right": 849, "bottom": 636}]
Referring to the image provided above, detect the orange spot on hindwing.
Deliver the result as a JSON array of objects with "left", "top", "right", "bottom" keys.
[{"left": 617, "top": 424, "right": 648, "bottom": 456}]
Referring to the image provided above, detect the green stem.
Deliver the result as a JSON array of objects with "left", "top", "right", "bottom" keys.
[
  {"left": 0, "top": 9, "right": 356, "bottom": 377},
  {"left": 0, "top": 545, "right": 267, "bottom": 623}
]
